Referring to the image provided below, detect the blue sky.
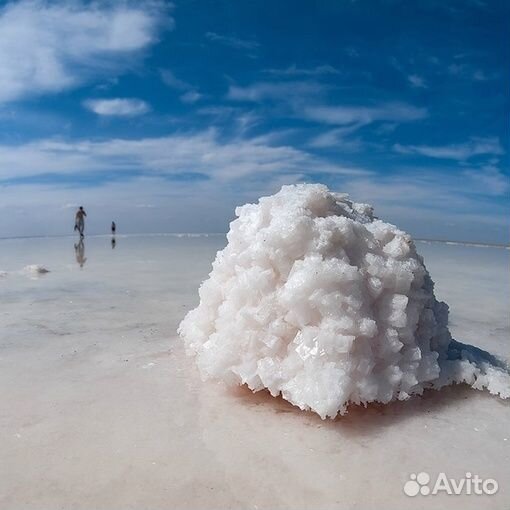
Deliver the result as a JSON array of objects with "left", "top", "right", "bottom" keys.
[{"left": 0, "top": 0, "right": 508, "bottom": 242}]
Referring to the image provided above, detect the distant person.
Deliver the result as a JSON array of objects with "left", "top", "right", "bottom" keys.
[
  {"left": 74, "top": 239, "right": 87, "bottom": 268},
  {"left": 111, "top": 221, "right": 116, "bottom": 235},
  {"left": 75, "top": 206, "right": 87, "bottom": 238}
]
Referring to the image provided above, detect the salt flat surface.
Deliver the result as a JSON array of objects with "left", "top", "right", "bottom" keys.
[{"left": 0, "top": 235, "right": 508, "bottom": 510}]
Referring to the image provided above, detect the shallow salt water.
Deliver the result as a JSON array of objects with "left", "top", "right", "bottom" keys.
[{"left": 0, "top": 235, "right": 509, "bottom": 509}]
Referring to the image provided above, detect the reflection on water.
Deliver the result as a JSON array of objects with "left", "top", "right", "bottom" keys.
[
  {"left": 74, "top": 239, "right": 87, "bottom": 268},
  {"left": 74, "top": 236, "right": 118, "bottom": 266}
]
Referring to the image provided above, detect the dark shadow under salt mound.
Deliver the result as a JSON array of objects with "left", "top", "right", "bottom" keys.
[
  {"left": 226, "top": 337, "right": 510, "bottom": 430},
  {"left": 229, "top": 370, "right": 509, "bottom": 441},
  {"left": 446, "top": 339, "right": 508, "bottom": 370}
]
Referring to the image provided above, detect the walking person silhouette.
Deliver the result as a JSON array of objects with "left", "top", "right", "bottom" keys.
[{"left": 75, "top": 207, "right": 87, "bottom": 238}]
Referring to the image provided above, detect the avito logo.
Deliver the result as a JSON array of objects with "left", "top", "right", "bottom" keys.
[{"left": 404, "top": 472, "right": 498, "bottom": 497}]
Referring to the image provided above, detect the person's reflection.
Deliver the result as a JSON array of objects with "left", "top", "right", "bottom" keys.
[
  {"left": 74, "top": 239, "right": 87, "bottom": 268},
  {"left": 111, "top": 236, "right": 116, "bottom": 249}
]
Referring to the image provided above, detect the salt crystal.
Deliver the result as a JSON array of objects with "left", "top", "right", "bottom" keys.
[{"left": 179, "top": 184, "right": 510, "bottom": 419}]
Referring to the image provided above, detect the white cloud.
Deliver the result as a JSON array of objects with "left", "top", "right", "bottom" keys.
[
  {"left": 345, "top": 47, "right": 359, "bottom": 58},
  {"left": 160, "top": 69, "right": 192, "bottom": 90},
  {"left": 0, "top": 0, "right": 171, "bottom": 103},
  {"left": 408, "top": 74, "right": 427, "bottom": 88},
  {"left": 393, "top": 137, "right": 504, "bottom": 160},
  {"left": 180, "top": 91, "right": 202, "bottom": 104},
  {"left": 84, "top": 98, "right": 150, "bottom": 116},
  {"left": 197, "top": 107, "right": 261, "bottom": 134},
  {"left": 463, "top": 165, "right": 509, "bottom": 195},
  {"left": 205, "top": 32, "right": 259, "bottom": 50},
  {"left": 264, "top": 64, "right": 340, "bottom": 77},
  {"left": 308, "top": 125, "right": 365, "bottom": 151},
  {"left": 472, "top": 70, "right": 486, "bottom": 81},
  {"left": 227, "top": 81, "right": 326, "bottom": 102},
  {"left": 302, "top": 102, "right": 427, "bottom": 126},
  {"left": 446, "top": 61, "right": 498, "bottom": 82},
  {"left": 0, "top": 130, "right": 371, "bottom": 182},
  {"left": 472, "top": 69, "right": 499, "bottom": 81},
  {"left": 227, "top": 81, "right": 426, "bottom": 136},
  {"left": 340, "top": 172, "right": 510, "bottom": 244},
  {"left": 160, "top": 69, "right": 202, "bottom": 103}
]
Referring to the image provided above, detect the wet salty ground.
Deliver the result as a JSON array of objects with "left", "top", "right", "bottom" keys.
[{"left": 0, "top": 235, "right": 509, "bottom": 510}]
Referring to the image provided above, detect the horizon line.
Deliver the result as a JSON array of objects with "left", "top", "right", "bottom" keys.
[{"left": 0, "top": 232, "right": 508, "bottom": 249}]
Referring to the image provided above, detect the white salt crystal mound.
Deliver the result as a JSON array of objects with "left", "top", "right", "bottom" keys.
[{"left": 178, "top": 184, "right": 510, "bottom": 419}]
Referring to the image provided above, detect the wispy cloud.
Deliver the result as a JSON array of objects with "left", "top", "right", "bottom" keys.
[
  {"left": 227, "top": 81, "right": 326, "bottom": 102},
  {"left": 160, "top": 69, "right": 192, "bottom": 91},
  {"left": 463, "top": 165, "right": 509, "bottom": 195},
  {"left": 308, "top": 125, "right": 365, "bottom": 150},
  {"left": 0, "top": 130, "right": 371, "bottom": 183},
  {"left": 344, "top": 47, "right": 359, "bottom": 58},
  {"left": 341, "top": 169, "right": 510, "bottom": 243},
  {"left": 160, "top": 69, "right": 202, "bottom": 103},
  {"left": 84, "top": 98, "right": 151, "bottom": 116},
  {"left": 302, "top": 102, "right": 427, "bottom": 126},
  {"left": 197, "top": 106, "right": 261, "bottom": 134},
  {"left": 179, "top": 91, "right": 202, "bottom": 104},
  {"left": 205, "top": 32, "right": 259, "bottom": 50},
  {"left": 408, "top": 74, "right": 427, "bottom": 88},
  {"left": 447, "top": 61, "right": 499, "bottom": 82},
  {"left": 393, "top": 137, "right": 504, "bottom": 160},
  {"left": 264, "top": 64, "right": 340, "bottom": 77},
  {"left": 227, "top": 80, "right": 427, "bottom": 140},
  {"left": 0, "top": 0, "right": 171, "bottom": 103}
]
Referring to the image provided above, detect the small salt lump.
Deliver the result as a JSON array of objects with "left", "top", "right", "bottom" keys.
[
  {"left": 22, "top": 265, "right": 50, "bottom": 276},
  {"left": 179, "top": 184, "right": 509, "bottom": 419}
]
